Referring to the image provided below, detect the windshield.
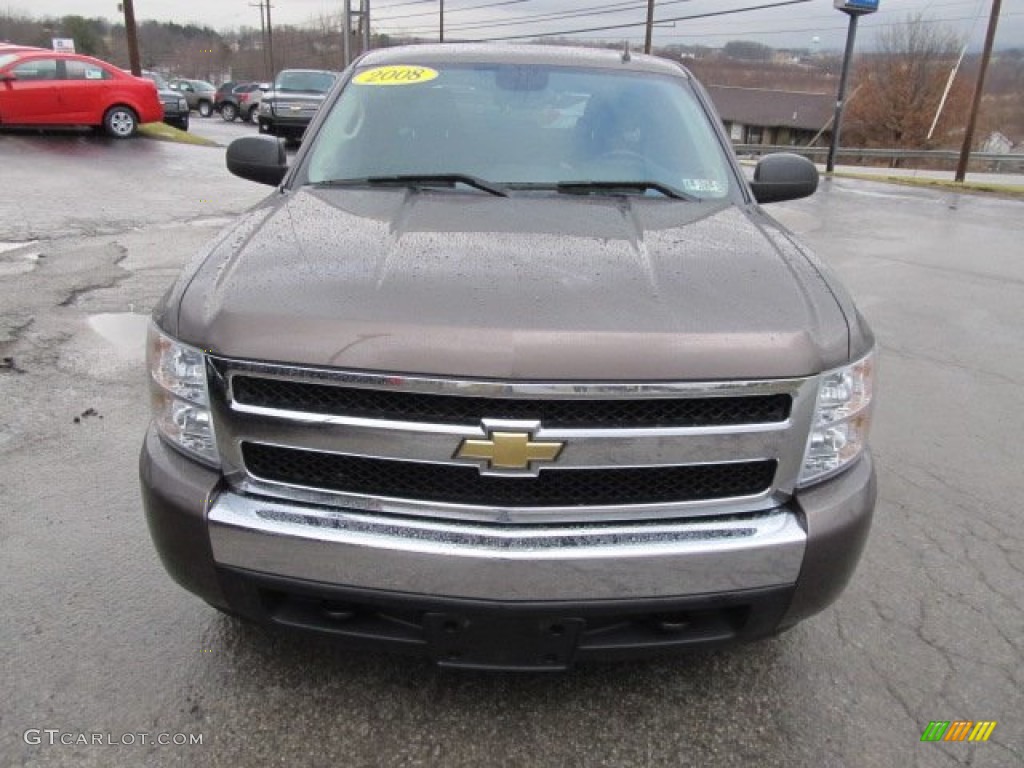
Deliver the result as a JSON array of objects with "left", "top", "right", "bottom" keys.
[
  {"left": 305, "top": 63, "right": 732, "bottom": 199},
  {"left": 145, "top": 71, "right": 169, "bottom": 89},
  {"left": 276, "top": 70, "right": 335, "bottom": 93}
]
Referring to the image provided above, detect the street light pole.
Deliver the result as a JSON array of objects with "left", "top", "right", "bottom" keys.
[
  {"left": 826, "top": 12, "right": 859, "bottom": 173},
  {"left": 826, "top": 1, "right": 879, "bottom": 174}
]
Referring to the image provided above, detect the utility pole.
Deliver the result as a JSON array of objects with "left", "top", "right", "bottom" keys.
[
  {"left": 644, "top": 0, "right": 655, "bottom": 54},
  {"left": 362, "top": 0, "right": 371, "bottom": 55},
  {"left": 440, "top": 0, "right": 444, "bottom": 43},
  {"left": 343, "top": 0, "right": 352, "bottom": 66},
  {"left": 955, "top": 0, "right": 1002, "bottom": 182},
  {"left": 122, "top": 0, "right": 141, "bottom": 75},
  {"left": 249, "top": 1, "right": 268, "bottom": 80},
  {"left": 265, "top": 0, "right": 275, "bottom": 79}
]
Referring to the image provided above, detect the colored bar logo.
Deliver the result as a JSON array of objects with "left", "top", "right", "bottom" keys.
[{"left": 921, "top": 721, "right": 997, "bottom": 742}]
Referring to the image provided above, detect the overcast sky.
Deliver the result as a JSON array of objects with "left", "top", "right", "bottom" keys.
[{"left": 6, "top": 0, "right": 1023, "bottom": 51}]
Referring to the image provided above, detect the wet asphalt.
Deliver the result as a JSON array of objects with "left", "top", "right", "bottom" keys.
[{"left": 0, "top": 122, "right": 1021, "bottom": 768}]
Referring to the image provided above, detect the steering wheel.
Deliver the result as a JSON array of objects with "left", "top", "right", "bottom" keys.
[{"left": 596, "top": 148, "right": 647, "bottom": 166}]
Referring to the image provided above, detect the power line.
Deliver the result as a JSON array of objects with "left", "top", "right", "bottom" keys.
[
  {"left": 379, "top": 0, "right": 699, "bottom": 34},
  {"left": 368, "top": 0, "right": 1020, "bottom": 44},
  {"left": 376, "top": 0, "right": 532, "bottom": 23},
  {"left": 373, "top": 0, "right": 436, "bottom": 11},
  {"left": 465, "top": 0, "right": 815, "bottom": 43},
  {"left": 655, "top": 10, "right": 1023, "bottom": 39}
]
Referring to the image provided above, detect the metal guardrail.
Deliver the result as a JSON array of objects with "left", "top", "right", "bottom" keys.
[{"left": 733, "top": 144, "right": 1024, "bottom": 167}]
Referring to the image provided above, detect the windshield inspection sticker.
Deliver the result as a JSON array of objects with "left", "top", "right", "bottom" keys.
[
  {"left": 353, "top": 66, "right": 439, "bottom": 86},
  {"left": 681, "top": 178, "right": 723, "bottom": 195}
]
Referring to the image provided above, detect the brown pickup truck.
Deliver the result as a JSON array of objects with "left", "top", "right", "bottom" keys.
[{"left": 141, "top": 44, "right": 877, "bottom": 670}]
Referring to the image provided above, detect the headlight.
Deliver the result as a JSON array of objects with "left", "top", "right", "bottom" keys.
[
  {"left": 260, "top": 101, "right": 272, "bottom": 114},
  {"left": 147, "top": 324, "right": 220, "bottom": 467},
  {"left": 178, "top": 98, "right": 188, "bottom": 111},
  {"left": 799, "top": 350, "right": 876, "bottom": 486}
]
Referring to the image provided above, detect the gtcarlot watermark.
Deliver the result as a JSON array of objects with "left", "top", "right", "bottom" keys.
[{"left": 24, "top": 729, "right": 203, "bottom": 747}]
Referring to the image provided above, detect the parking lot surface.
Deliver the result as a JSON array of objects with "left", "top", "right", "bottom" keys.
[{"left": 0, "top": 129, "right": 1021, "bottom": 767}]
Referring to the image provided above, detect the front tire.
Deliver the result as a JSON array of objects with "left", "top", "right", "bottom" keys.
[
  {"left": 104, "top": 106, "right": 138, "bottom": 138},
  {"left": 220, "top": 103, "right": 237, "bottom": 122},
  {"left": 198, "top": 100, "right": 212, "bottom": 117},
  {"left": 246, "top": 106, "right": 258, "bottom": 124}
]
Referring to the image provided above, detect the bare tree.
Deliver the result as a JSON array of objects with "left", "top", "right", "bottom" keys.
[{"left": 844, "top": 13, "right": 971, "bottom": 151}]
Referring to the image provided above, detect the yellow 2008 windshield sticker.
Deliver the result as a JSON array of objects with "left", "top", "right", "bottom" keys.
[{"left": 353, "top": 66, "right": 439, "bottom": 86}]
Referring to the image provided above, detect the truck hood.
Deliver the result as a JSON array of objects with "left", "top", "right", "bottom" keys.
[{"left": 175, "top": 187, "right": 850, "bottom": 380}]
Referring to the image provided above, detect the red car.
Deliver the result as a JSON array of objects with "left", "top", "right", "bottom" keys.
[{"left": 0, "top": 50, "right": 162, "bottom": 138}]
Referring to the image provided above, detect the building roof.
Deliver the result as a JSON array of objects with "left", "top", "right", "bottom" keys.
[{"left": 706, "top": 85, "right": 833, "bottom": 132}]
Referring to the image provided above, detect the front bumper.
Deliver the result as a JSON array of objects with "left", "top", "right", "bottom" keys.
[
  {"left": 257, "top": 114, "right": 310, "bottom": 139},
  {"left": 161, "top": 109, "right": 189, "bottom": 129},
  {"left": 141, "top": 426, "right": 875, "bottom": 667}
]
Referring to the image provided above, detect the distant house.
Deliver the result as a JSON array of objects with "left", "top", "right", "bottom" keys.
[
  {"left": 981, "top": 131, "right": 1024, "bottom": 172},
  {"left": 705, "top": 85, "right": 834, "bottom": 147},
  {"left": 981, "top": 131, "right": 1012, "bottom": 155}
]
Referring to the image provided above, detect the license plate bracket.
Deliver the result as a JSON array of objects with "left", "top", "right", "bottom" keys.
[{"left": 423, "top": 613, "right": 584, "bottom": 671}]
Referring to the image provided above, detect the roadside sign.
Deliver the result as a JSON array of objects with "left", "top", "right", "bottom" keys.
[
  {"left": 834, "top": 0, "right": 879, "bottom": 13},
  {"left": 52, "top": 38, "right": 75, "bottom": 53}
]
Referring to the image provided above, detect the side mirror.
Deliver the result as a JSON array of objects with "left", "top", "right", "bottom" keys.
[
  {"left": 227, "top": 136, "right": 288, "bottom": 186},
  {"left": 749, "top": 153, "right": 819, "bottom": 204}
]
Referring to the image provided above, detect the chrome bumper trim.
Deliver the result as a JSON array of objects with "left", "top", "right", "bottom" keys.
[{"left": 208, "top": 493, "right": 806, "bottom": 601}]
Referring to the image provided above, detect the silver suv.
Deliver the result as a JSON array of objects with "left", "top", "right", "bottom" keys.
[{"left": 168, "top": 78, "right": 216, "bottom": 117}]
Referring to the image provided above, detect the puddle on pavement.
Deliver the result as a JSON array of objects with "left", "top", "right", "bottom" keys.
[
  {"left": 0, "top": 261, "right": 36, "bottom": 277},
  {"left": 87, "top": 313, "right": 149, "bottom": 358},
  {"left": 0, "top": 240, "right": 38, "bottom": 255},
  {"left": 0, "top": 247, "right": 42, "bottom": 277}
]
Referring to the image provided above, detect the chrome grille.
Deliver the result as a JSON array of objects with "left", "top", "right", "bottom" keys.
[
  {"left": 209, "top": 359, "right": 819, "bottom": 524},
  {"left": 243, "top": 442, "right": 777, "bottom": 508},
  {"left": 231, "top": 375, "right": 791, "bottom": 428}
]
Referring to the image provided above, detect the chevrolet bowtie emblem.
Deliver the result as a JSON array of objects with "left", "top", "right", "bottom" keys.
[{"left": 456, "top": 431, "right": 564, "bottom": 473}]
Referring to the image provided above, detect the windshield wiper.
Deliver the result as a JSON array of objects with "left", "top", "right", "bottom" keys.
[
  {"left": 314, "top": 174, "right": 508, "bottom": 197},
  {"left": 553, "top": 181, "right": 697, "bottom": 201}
]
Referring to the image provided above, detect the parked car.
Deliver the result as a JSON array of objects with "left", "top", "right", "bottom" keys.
[
  {"left": 138, "top": 69, "right": 189, "bottom": 131},
  {"left": 220, "top": 81, "right": 268, "bottom": 123},
  {"left": 236, "top": 82, "right": 269, "bottom": 123},
  {"left": 143, "top": 44, "right": 877, "bottom": 669},
  {"left": 168, "top": 78, "right": 216, "bottom": 117},
  {"left": 0, "top": 50, "right": 162, "bottom": 137},
  {"left": 257, "top": 68, "right": 337, "bottom": 142},
  {"left": 213, "top": 80, "right": 238, "bottom": 115}
]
